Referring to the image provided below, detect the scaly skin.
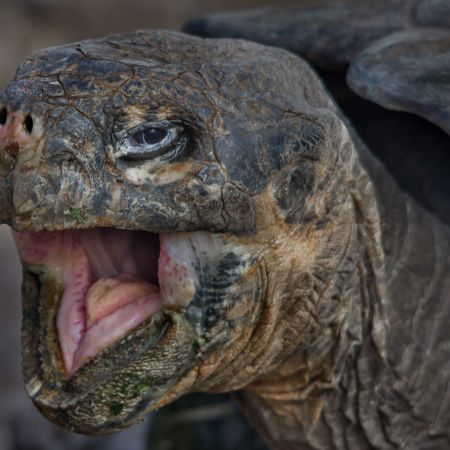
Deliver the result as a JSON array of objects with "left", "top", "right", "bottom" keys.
[{"left": 0, "top": 31, "right": 449, "bottom": 448}]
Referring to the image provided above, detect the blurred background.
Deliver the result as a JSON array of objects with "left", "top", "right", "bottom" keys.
[
  {"left": 0, "top": 0, "right": 305, "bottom": 90},
  {"left": 0, "top": 0, "right": 300, "bottom": 449}
]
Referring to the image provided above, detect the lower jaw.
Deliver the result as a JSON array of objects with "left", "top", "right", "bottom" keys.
[
  {"left": 21, "top": 268, "right": 197, "bottom": 434},
  {"left": 16, "top": 228, "right": 242, "bottom": 430},
  {"left": 22, "top": 267, "right": 170, "bottom": 388},
  {"left": 16, "top": 228, "right": 254, "bottom": 433},
  {"left": 16, "top": 228, "right": 202, "bottom": 379}
]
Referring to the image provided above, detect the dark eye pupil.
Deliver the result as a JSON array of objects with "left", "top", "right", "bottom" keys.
[{"left": 143, "top": 127, "right": 167, "bottom": 144}]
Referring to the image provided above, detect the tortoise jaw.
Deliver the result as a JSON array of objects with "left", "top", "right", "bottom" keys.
[
  {"left": 14, "top": 226, "right": 239, "bottom": 433},
  {"left": 14, "top": 228, "right": 197, "bottom": 376}
]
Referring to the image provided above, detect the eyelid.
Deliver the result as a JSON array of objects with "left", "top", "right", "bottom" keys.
[
  {"left": 115, "top": 121, "right": 184, "bottom": 162},
  {"left": 129, "top": 127, "right": 177, "bottom": 152}
]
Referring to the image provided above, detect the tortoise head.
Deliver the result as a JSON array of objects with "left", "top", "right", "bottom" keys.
[{"left": 0, "top": 30, "right": 361, "bottom": 433}]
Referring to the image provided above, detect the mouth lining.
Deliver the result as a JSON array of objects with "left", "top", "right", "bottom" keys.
[{"left": 15, "top": 228, "right": 188, "bottom": 377}]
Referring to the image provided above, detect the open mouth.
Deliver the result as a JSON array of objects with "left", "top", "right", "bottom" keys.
[{"left": 15, "top": 228, "right": 198, "bottom": 376}]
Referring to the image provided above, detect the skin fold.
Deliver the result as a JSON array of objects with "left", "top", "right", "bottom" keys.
[{"left": 0, "top": 30, "right": 449, "bottom": 449}]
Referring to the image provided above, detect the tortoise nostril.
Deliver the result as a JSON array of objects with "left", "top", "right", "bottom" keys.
[
  {"left": 24, "top": 115, "right": 33, "bottom": 134},
  {"left": 0, "top": 108, "right": 7, "bottom": 126}
]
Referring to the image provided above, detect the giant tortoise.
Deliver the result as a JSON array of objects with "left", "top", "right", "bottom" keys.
[{"left": 0, "top": 0, "right": 450, "bottom": 448}]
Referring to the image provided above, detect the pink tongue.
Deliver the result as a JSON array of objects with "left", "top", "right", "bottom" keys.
[
  {"left": 85, "top": 274, "right": 158, "bottom": 327},
  {"left": 67, "top": 274, "right": 162, "bottom": 375},
  {"left": 14, "top": 229, "right": 165, "bottom": 376}
]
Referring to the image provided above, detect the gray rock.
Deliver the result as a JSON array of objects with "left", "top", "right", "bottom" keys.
[{"left": 347, "top": 28, "right": 450, "bottom": 136}]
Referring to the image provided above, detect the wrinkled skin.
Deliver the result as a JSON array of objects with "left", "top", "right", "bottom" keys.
[{"left": 1, "top": 30, "right": 450, "bottom": 449}]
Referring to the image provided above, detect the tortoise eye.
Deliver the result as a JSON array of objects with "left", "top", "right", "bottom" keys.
[
  {"left": 130, "top": 127, "right": 168, "bottom": 146},
  {"left": 142, "top": 127, "right": 167, "bottom": 144},
  {"left": 117, "top": 120, "right": 190, "bottom": 162}
]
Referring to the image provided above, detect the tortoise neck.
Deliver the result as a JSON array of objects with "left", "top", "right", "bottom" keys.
[
  {"left": 363, "top": 150, "right": 450, "bottom": 448},
  {"left": 239, "top": 145, "right": 450, "bottom": 449},
  {"left": 236, "top": 153, "right": 389, "bottom": 449}
]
